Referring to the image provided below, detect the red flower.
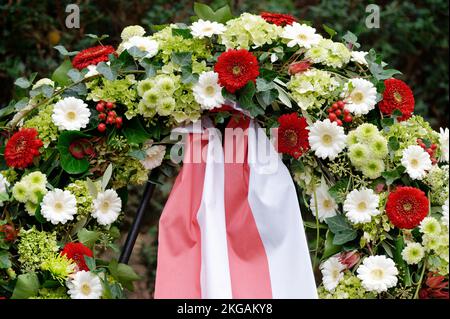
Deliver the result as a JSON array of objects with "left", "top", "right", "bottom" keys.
[
  {"left": 69, "top": 138, "right": 96, "bottom": 160},
  {"left": 4, "top": 128, "right": 43, "bottom": 169},
  {"left": 260, "top": 12, "right": 297, "bottom": 26},
  {"left": 61, "top": 242, "right": 93, "bottom": 271},
  {"left": 338, "top": 250, "right": 361, "bottom": 269},
  {"left": 288, "top": 61, "right": 311, "bottom": 75},
  {"left": 378, "top": 78, "right": 415, "bottom": 121},
  {"left": 385, "top": 186, "right": 429, "bottom": 229},
  {"left": 0, "top": 224, "right": 19, "bottom": 242},
  {"left": 214, "top": 49, "right": 259, "bottom": 93},
  {"left": 276, "top": 113, "right": 310, "bottom": 159},
  {"left": 72, "top": 45, "right": 116, "bottom": 70},
  {"left": 419, "top": 273, "right": 449, "bottom": 299}
]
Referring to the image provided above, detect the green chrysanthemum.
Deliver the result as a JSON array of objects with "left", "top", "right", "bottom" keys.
[
  {"left": 347, "top": 130, "right": 360, "bottom": 146},
  {"left": 420, "top": 217, "right": 442, "bottom": 236},
  {"left": 305, "top": 38, "right": 351, "bottom": 68},
  {"left": 355, "top": 123, "right": 378, "bottom": 143},
  {"left": 41, "top": 254, "right": 76, "bottom": 282},
  {"left": 25, "top": 201, "right": 38, "bottom": 216},
  {"left": 27, "top": 185, "right": 46, "bottom": 204},
  {"left": 361, "top": 158, "right": 385, "bottom": 179},
  {"left": 137, "top": 78, "right": 154, "bottom": 96},
  {"left": 349, "top": 143, "right": 370, "bottom": 168},
  {"left": 12, "top": 181, "right": 29, "bottom": 203},
  {"left": 22, "top": 171, "right": 47, "bottom": 189},
  {"left": 157, "top": 96, "right": 176, "bottom": 116},
  {"left": 369, "top": 136, "right": 388, "bottom": 159},
  {"left": 401, "top": 242, "right": 425, "bottom": 265}
]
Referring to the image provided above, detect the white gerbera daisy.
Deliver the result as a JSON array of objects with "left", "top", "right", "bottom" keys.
[
  {"left": 92, "top": 189, "right": 122, "bottom": 226},
  {"left": 342, "top": 78, "right": 377, "bottom": 115},
  {"left": 350, "top": 51, "right": 368, "bottom": 65},
  {"left": 419, "top": 217, "right": 441, "bottom": 236},
  {"left": 52, "top": 97, "right": 91, "bottom": 131},
  {"left": 193, "top": 71, "right": 225, "bottom": 110},
  {"left": 308, "top": 119, "right": 347, "bottom": 160},
  {"left": 401, "top": 145, "right": 432, "bottom": 180},
  {"left": 282, "top": 22, "right": 322, "bottom": 49},
  {"left": 343, "top": 188, "right": 380, "bottom": 224},
  {"left": 123, "top": 36, "right": 159, "bottom": 58},
  {"left": 41, "top": 189, "right": 77, "bottom": 225},
  {"left": 442, "top": 198, "right": 449, "bottom": 227},
  {"left": 190, "top": 19, "right": 226, "bottom": 38},
  {"left": 310, "top": 183, "right": 338, "bottom": 222},
  {"left": 439, "top": 127, "right": 449, "bottom": 163},
  {"left": 67, "top": 271, "right": 103, "bottom": 299},
  {"left": 320, "top": 256, "right": 346, "bottom": 292},
  {"left": 357, "top": 255, "right": 398, "bottom": 293},
  {"left": 401, "top": 242, "right": 425, "bottom": 265},
  {"left": 140, "top": 141, "right": 166, "bottom": 170}
]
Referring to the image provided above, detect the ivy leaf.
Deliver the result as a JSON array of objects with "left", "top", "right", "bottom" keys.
[
  {"left": 0, "top": 251, "right": 12, "bottom": 269},
  {"left": 84, "top": 256, "right": 96, "bottom": 271},
  {"left": 342, "top": 31, "right": 360, "bottom": 48},
  {"left": 171, "top": 52, "right": 192, "bottom": 67},
  {"left": 172, "top": 28, "right": 193, "bottom": 39},
  {"left": 256, "top": 78, "right": 276, "bottom": 92},
  {"left": 328, "top": 178, "right": 349, "bottom": 204},
  {"left": 96, "top": 62, "right": 117, "bottom": 81},
  {"left": 325, "top": 215, "right": 357, "bottom": 245},
  {"left": 129, "top": 149, "right": 147, "bottom": 161},
  {"left": 256, "top": 89, "right": 278, "bottom": 108},
  {"left": 388, "top": 136, "right": 400, "bottom": 151},
  {"left": 30, "top": 84, "right": 54, "bottom": 99},
  {"left": 193, "top": 2, "right": 233, "bottom": 23},
  {"left": 77, "top": 228, "right": 101, "bottom": 249},
  {"left": 11, "top": 273, "right": 39, "bottom": 299},
  {"left": 108, "top": 260, "right": 141, "bottom": 291},
  {"left": 53, "top": 45, "right": 79, "bottom": 56},
  {"left": 123, "top": 118, "right": 151, "bottom": 145},
  {"left": 238, "top": 82, "right": 264, "bottom": 117},
  {"left": 14, "top": 77, "right": 31, "bottom": 89},
  {"left": 67, "top": 68, "right": 83, "bottom": 82},
  {"left": 181, "top": 65, "right": 199, "bottom": 84},
  {"left": 322, "top": 24, "right": 337, "bottom": 38},
  {"left": 322, "top": 231, "right": 342, "bottom": 260}
]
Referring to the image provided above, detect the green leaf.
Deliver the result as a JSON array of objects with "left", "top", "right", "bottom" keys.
[
  {"left": 129, "top": 149, "right": 147, "bottom": 161},
  {"left": 123, "top": 118, "right": 151, "bottom": 145},
  {"left": 382, "top": 166, "right": 405, "bottom": 185},
  {"left": 237, "top": 82, "right": 264, "bottom": 117},
  {"left": 380, "top": 241, "right": 394, "bottom": 258},
  {"left": 181, "top": 66, "right": 199, "bottom": 84},
  {"left": 139, "top": 59, "right": 158, "bottom": 78},
  {"left": 256, "top": 78, "right": 276, "bottom": 92},
  {"left": 322, "top": 24, "right": 337, "bottom": 38},
  {"left": 11, "top": 273, "right": 39, "bottom": 299},
  {"left": 67, "top": 68, "right": 83, "bottom": 82},
  {"left": 108, "top": 260, "right": 141, "bottom": 291},
  {"left": 328, "top": 178, "right": 350, "bottom": 204},
  {"left": 213, "top": 5, "right": 234, "bottom": 23},
  {"left": 0, "top": 251, "right": 12, "bottom": 269},
  {"left": 84, "top": 256, "right": 96, "bottom": 271},
  {"left": 342, "top": 31, "right": 360, "bottom": 48},
  {"left": 14, "top": 77, "right": 31, "bottom": 89},
  {"left": 53, "top": 45, "right": 79, "bottom": 56},
  {"left": 388, "top": 136, "right": 400, "bottom": 151},
  {"left": 381, "top": 117, "right": 395, "bottom": 129},
  {"left": 172, "top": 28, "right": 193, "bottom": 39},
  {"left": 171, "top": 52, "right": 192, "bottom": 67},
  {"left": 325, "top": 215, "right": 357, "bottom": 245},
  {"left": 30, "top": 84, "right": 54, "bottom": 99},
  {"left": 77, "top": 228, "right": 101, "bottom": 249},
  {"left": 33, "top": 193, "right": 46, "bottom": 224},
  {"left": 394, "top": 236, "right": 412, "bottom": 286},
  {"left": 52, "top": 59, "right": 73, "bottom": 86},
  {"left": 322, "top": 231, "right": 342, "bottom": 260},
  {"left": 101, "top": 163, "right": 113, "bottom": 191},
  {"left": 193, "top": 3, "right": 233, "bottom": 23},
  {"left": 96, "top": 62, "right": 117, "bottom": 81},
  {"left": 57, "top": 131, "right": 91, "bottom": 174},
  {"left": 256, "top": 90, "right": 278, "bottom": 108},
  {"left": 85, "top": 34, "right": 109, "bottom": 42},
  {"left": 274, "top": 84, "right": 292, "bottom": 108},
  {"left": 85, "top": 178, "right": 98, "bottom": 199}
]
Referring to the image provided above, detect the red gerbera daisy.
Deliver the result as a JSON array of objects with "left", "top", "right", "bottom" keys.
[
  {"left": 214, "top": 49, "right": 259, "bottom": 93},
  {"left": 72, "top": 45, "right": 116, "bottom": 70},
  {"left": 277, "top": 113, "right": 310, "bottom": 159},
  {"left": 385, "top": 186, "right": 429, "bottom": 229},
  {"left": 4, "top": 128, "right": 43, "bottom": 169},
  {"left": 378, "top": 78, "right": 415, "bottom": 121},
  {"left": 61, "top": 242, "right": 94, "bottom": 271},
  {"left": 260, "top": 12, "right": 297, "bottom": 26}
]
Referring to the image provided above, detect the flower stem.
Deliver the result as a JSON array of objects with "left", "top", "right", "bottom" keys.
[
  {"left": 312, "top": 187, "right": 320, "bottom": 269},
  {"left": 413, "top": 258, "right": 427, "bottom": 299}
]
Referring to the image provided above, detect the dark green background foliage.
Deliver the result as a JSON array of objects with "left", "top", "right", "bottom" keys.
[{"left": 0, "top": 0, "right": 448, "bottom": 128}]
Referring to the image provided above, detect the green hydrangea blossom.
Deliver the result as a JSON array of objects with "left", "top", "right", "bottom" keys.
[
  {"left": 359, "top": 209, "right": 393, "bottom": 246},
  {"left": 423, "top": 165, "right": 449, "bottom": 205},
  {"left": 29, "top": 287, "right": 69, "bottom": 299},
  {"left": 23, "top": 104, "right": 59, "bottom": 148},
  {"left": 17, "top": 227, "right": 59, "bottom": 272},
  {"left": 318, "top": 272, "right": 376, "bottom": 299},
  {"left": 219, "top": 13, "right": 282, "bottom": 49},
  {"left": 287, "top": 69, "right": 340, "bottom": 111},
  {"left": 65, "top": 180, "right": 94, "bottom": 219},
  {"left": 112, "top": 157, "right": 149, "bottom": 189},
  {"left": 305, "top": 38, "right": 351, "bottom": 68}
]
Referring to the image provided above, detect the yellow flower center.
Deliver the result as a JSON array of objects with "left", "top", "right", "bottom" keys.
[
  {"left": 81, "top": 283, "right": 92, "bottom": 295},
  {"left": 394, "top": 91, "right": 403, "bottom": 103},
  {"left": 66, "top": 111, "right": 77, "bottom": 120},
  {"left": 371, "top": 268, "right": 384, "bottom": 280},
  {"left": 410, "top": 158, "right": 419, "bottom": 168},
  {"left": 284, "top": 129, "right": 298, "bottom": 147},
  {"left": 323, "top": 199, "right": 333, "bottom": 209},
  {"left": 205, "top": 86, "right": 216, "bottom": 96},
  {"left": 232, "top": 66, "right": 241, "bottom": 75},
  {"left": 357, "top": 201, "right": 367, "bottom": 212},
  {"left": 101, "top": 201, "right": 110, "bottom": 213},
  {"left": 403, "top": 202, "right": 412, "bottom": 212},
  {"left": 297, "top": 33, "right": 307, "bottom": 41},
  {"left": 351, "top": 91, "right": 365, "bottom": 104},
  {"left": 322, "top": 134, "right": 333, "bottom": 145},
  {"left": 54, "top": 202, "right": 63, "bottom": 213}
]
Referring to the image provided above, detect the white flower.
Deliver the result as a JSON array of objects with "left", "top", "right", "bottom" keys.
[
  {"left": 190, "top": 19, "right": 226, "bottom": 38},
  {"left": 141, "top": 141, "right": 166, "bottom": 170},
  {"left": 193, "top": 71, "right": 225, "bottom": 110},
  {"left": 32, "top": 78, "right": 55, "bottom": 89},
  {"left": 52, "top": 97, "right": 91, "bottom": 131},
  {"left": 308, "top": 119, "right": 347, "bottom": 160},
  {"left": 320, "top": 256, "right": 346, "bottom": 292},
  {"left": 401, "top": 242, "right": 425, "bottom": 265},
  {"left": 121, "top": 25, "right": 146, "bottom": 41},
  {"left": 401, "top": 145, "right": 432, "bottom": 180},
  {"left": 85, "top": 65, "right": 100, "bottom": 78},
  {"left": 123, "top": 36, "right": 159, "bottom": 58},
  {"left": 67, "top": 271, "right": 103, "bottom": 299},
  {"left": 343, "top": 188, "right": 380, "bottom": 224},
  {"left": 357, "top": 255, "right": 398, "bottom": 293},
  {"left": 342, "top": 78, "right": 377, "bottom": 115},
  {"left": 92, "top": 189, "right": 122, "bottom": 226},
  {"left": 41, "top": 189, "right": 77, "bottom": 225},
  {"left": 439, "top": 127, "right": 449, "bottom": 162},
  {"left": 282, "top": 22, "right": 322, "bottom": 49},
  {"left": 350, "top": 51, "right": 368, "bottom": 65},
  {"left": 310, "top": 183, "right": 338, "bottom": 222},
  {"left": 419, "top": 217, "right": 441, "bottom": 236},
  {"left": 442, "top": 198, "right": 449, "bottom": 227},
  {"left": 0, "top": 174, "right": 10, "bottom": 206}
]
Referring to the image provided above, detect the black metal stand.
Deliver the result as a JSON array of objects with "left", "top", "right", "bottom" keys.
[{"left": 119, "top": 177, "right": 156, "bottom": 264}]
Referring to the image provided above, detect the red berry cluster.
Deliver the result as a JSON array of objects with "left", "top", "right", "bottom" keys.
[
  {"left": 417, "top": 138, "right": 438, "bottom": 165},
  {"left": 327, "top": 100, "right": 352, "bottom": 126},
  {"left": 96, "top": 101, "right": 123, "bottom": 132}
]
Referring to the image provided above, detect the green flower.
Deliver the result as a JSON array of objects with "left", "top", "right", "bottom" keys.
[
  {"left": 157, "top": 97, "right": 176, "bottom": 116},
  {"left": 420, "top": 217, "right": 441, "bottom": 236},
  {"left": 22, "top": 171, "right": 47, "bottom": 189},
  {"left": 112, "top": 157, "right": 149, "bottom": 189},
  {"left": 137, "top": 78, "right": 154, "bottom": 96},
  {"left": 305, "top": 39, "right": 351, "bottom": 68},
  {"left": 369, "top": 135, "right": 388, "bottom": 159},
  {"left": 423, "top": 234, "right": 440, "bottom": 252},
  {"left": 155, "top": 75, "right": 177, "bottom": 94},
  {"left": 143, "top": 88, "right": 160, "bottom": 106},
  {"left": 29, "top": 287, "right": 70, "bottom": 299},
  {"left": 137, "top": 100, "right": 157, "bottom": 119},
  {"left": 27, "top": 185, "right": 46, "bottom": 204},
  {"left": 41, "top": 254, "right": 76, "bottom": 283},
  {"left": 347, "top": 130, "right": 360, "bottom": 146},
  {"left": 361, "top": 159, "right": 385, "bottom": 179},
  {"left": 25, "top": 201, "right": 38, "bottom": 216},
  {"left": 423, "top": 165, "right": 449, "bottom": 205},
  {"left": 318, "top": 272, "right": 376, "bottom": 299},
  {"left": 355, "top": 123, "right": 378, "bottom": 143},
  {"left": 121, "top": 25, "right": 145, "bottom": 41},
  {"left": 17, "top": 227, "right": 59, "bottom": 272},
  {"left": 23, "top": 104, "right": 59, "bottom": 147},
  {"left": 401, "top": 242, "right": 425, "bottom": 265},
  {"left": 12, "top": 181, "right": 29, "bottom": 203},
  {"left": 349, "top": 143, "right": 370, "bottom": 168}
]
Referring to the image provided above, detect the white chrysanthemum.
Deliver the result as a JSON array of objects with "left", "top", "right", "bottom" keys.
[
  {"left": 308, "top": 119, "right": 347, "bottom": 160},
  {"left": 52, "top": 97, "right": 91, "bottom": 131},
  {"left": 419, "top": 217, "right": 441, "bottom": 236},
  {"left": 92, "top": 189, "right": 122, "bottom": 226},
  {"left": 320, "top": 256, "right": 346, "bottom": 292},
  {"left": 350, "top": 51, "right": 368, "bottom": 65},
  {"left": 442, "top": 198, "right": 449, "bottom": 227},
  {"left": 401, "top": 242, "right": 425, "bottom": 265},
  {"left": 141, "top": 142, "right": 166, "bottom": 170},
  {"left": 41, "top": 189, "right": 77, "bottom": 225},
  {"left": 121, "top": 25, "right": 146, "bottom": 41},
  {"left": 190, "top": 19, "right": 226, "bottom": 38},
  {"left": 0, "top": 173, "right": 9, "bottom": 206},
  {"left": 281, "top": 22, "right": 322, "bottom": 49},
  {"left": 310, "top": 183, "right": 338, "bottom": 222},
  {"left": 193, "top": 71, "right": 225, "bottom": 110},
  {"left": 401, "top": 145, "right": 432, "bottom": 180},
  {"left": 439, "top": 127, "right": 449, "bottom": 163},
  {"left": 343, "top": 188, "right": 380, "bottom": 224},
  {"left": 341, "top": 78, "right": 377, "bottom": 115},
  {"left": 32, "top": 78, "right": 55, "bottom": 89},
  {"left": 123, "top": 36, "right": 159, "bottom": 58},
  {"left": 357, "top": 255, "right": 398, "bottom": 293},
  {"left": 67, "top": 271, "right": 103, "bottom": 299}
]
